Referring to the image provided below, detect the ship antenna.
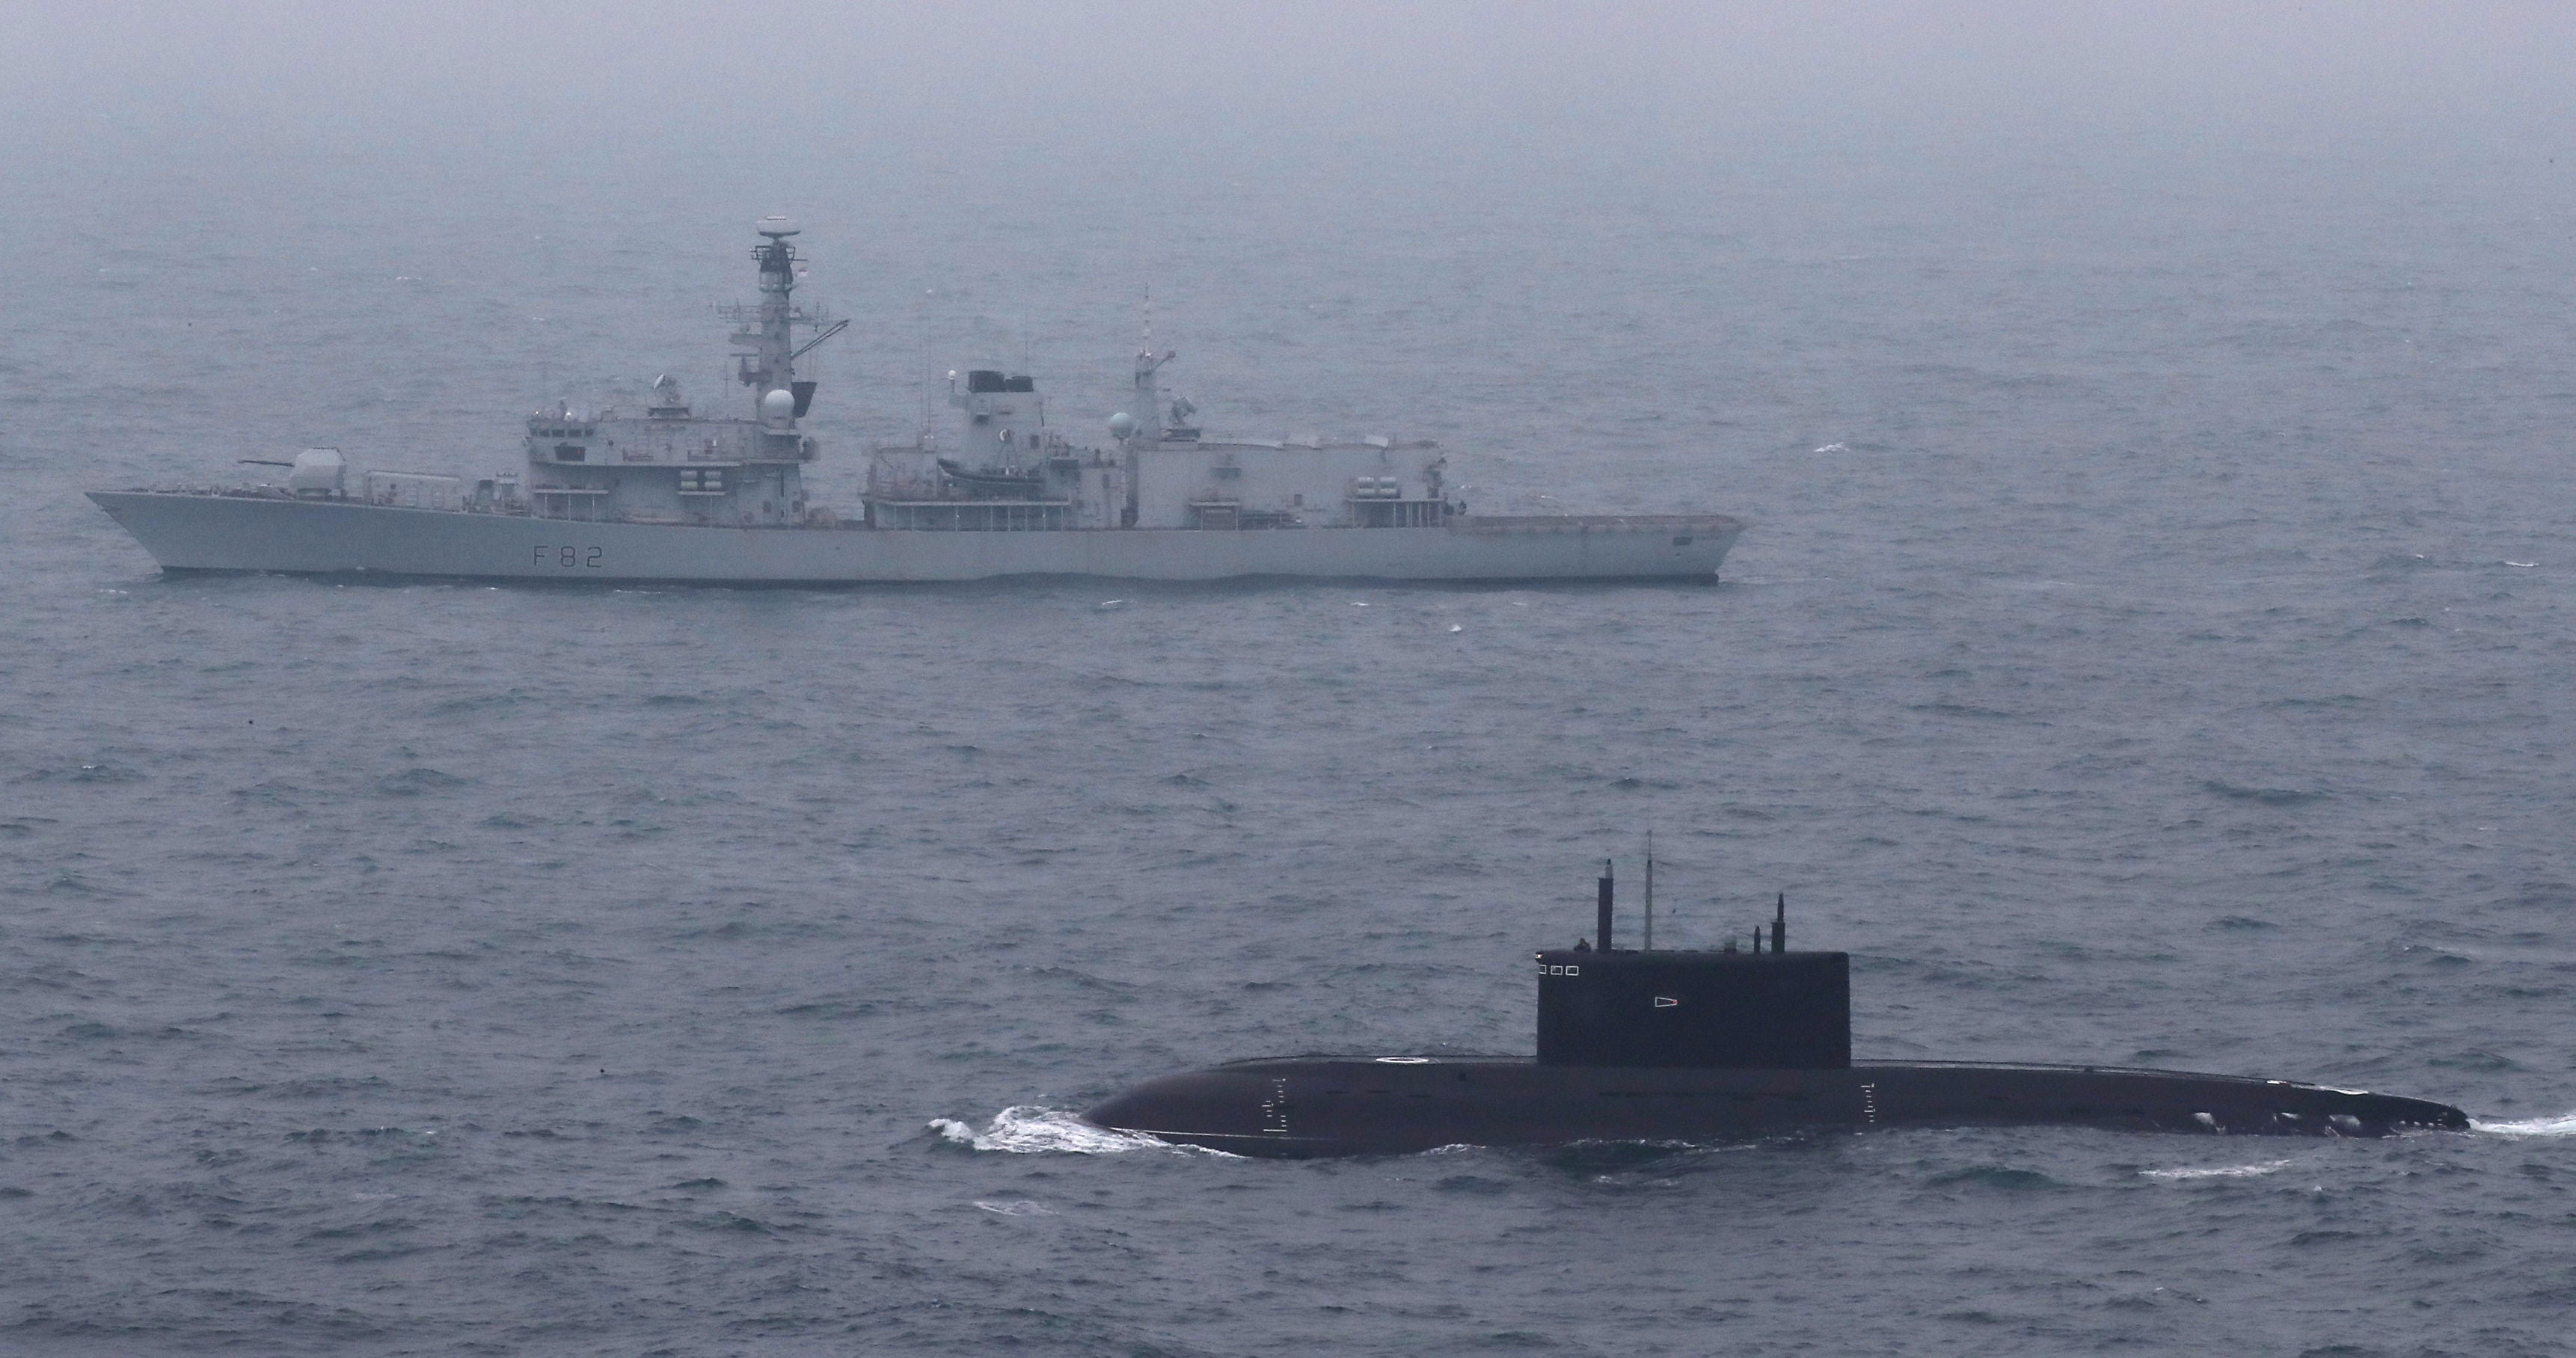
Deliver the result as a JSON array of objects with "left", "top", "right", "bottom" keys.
[
  {"left": 1774, "top": 891, "right": 1788, "bottom": 953},
  {"left": 1643, "top": 831, "right": 1654, "bottom": 952},
  {"left": 1597, "top": 859, "right": 1614, "bottom": 953}
]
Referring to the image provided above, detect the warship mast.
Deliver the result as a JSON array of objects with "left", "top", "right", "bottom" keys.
[{"left": 729, "top": 215, "right": 844, "bottom": 435}]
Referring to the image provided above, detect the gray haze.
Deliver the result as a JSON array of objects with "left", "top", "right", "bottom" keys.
[
  {"left": 14, "top": 4, "right": 2576, "bottom": 199},
  {"left": 8, "top": 4, "right": 2576, "bottom": 1355},
  {"left": 12, "top": 3, "right": 2576, "bottom": 140},
  {"left": 13, "top": 3, "right": 2576, "bottom": 479}
]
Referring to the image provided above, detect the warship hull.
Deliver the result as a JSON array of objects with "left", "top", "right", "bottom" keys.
[
  {"left": 1085, "top": 1056, "right": 2472, "bottom": 1157},
  {"left": 88, "top": 492, "right": 1744, "bottom": 584}
]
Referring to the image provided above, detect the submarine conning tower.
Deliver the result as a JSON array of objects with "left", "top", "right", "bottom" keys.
[{"left": 1536, "top": 866, "right": 1850, "bottom": 1069}]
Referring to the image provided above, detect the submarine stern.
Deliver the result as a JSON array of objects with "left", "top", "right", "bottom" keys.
[{"left": 1852, "top": 1062, "right": 2470, "bottom": 1137}]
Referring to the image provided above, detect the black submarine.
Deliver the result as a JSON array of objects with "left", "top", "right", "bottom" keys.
[{"left": 1084, "top": 864, "right": 2469, "bottom": 1157}]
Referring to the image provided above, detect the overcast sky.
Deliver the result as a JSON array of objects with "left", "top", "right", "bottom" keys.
[{"left": 9, "top": 1, "right": 2575, "bottom": 167}]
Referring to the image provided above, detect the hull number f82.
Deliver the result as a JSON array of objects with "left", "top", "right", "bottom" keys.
[{"left": 536, "top": 546, "right": 604, "bottom": 569}]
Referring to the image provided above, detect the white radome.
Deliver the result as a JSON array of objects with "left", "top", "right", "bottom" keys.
[
  {"left": 757, "top": 215, "right": 800, "bottom": 238},
  {"left": 761, "top": 388, "right": 797, "bottom": 423}
]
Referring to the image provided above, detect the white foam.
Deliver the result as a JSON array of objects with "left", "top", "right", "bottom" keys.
[
  {"left": 2474, "top": 1111, "right": 2576, "bottom": 1137},
  {"left": 2141, "top": 1158, "right": 2294, "bottom": 1181},
  {"left": 972, "top": 1199, "right": 1056, "bottom": 1215},
  {"left": 929, "top": 1105, "right": 1230, "bottom": 1156}
]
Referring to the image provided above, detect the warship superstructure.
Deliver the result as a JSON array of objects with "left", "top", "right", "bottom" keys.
[{"left": 90, "top": 219, "right": 1744, "bottom": 583}]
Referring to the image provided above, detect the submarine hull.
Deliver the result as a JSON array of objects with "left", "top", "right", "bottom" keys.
[{"left": 1084, "top": 1057, "right": 2470, "bottom": 1158}]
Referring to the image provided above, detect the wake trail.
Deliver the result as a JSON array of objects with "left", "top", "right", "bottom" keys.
[
  {"left": 929, "top": 1105, "right": 1237, "bottom": 1156},
  {"left": 2473, "top": 1110, "right": 2576, "bottom": 1137}
]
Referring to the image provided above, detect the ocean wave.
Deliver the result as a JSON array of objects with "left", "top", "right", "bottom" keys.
[
  {"left": 1926, "top": 1165, "right": 2060, "bottom": 1190},
  {"left": 2201, "top": 780, "right": 2326, "bottom": 806},
  {"left": 927, "top": 1105, "right": 1230, "bottom": 1156},
  {"left": 2473, "top": 1111, "right": 2576, "bottom": 1137},
  {"left": 2141, "top": 1158, "right": 2293, "bottom": 1181}
]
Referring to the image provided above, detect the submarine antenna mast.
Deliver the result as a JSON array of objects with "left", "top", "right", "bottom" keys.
[
  {"left": 1774, "top": 892, "right": 1787, "bottom": 953},
  {"left": 1597, "top": 860, "right": 1614, "bottom": 952},
  {"left": 1643, "top": 832, "right": 1654, "bottom": 951}
]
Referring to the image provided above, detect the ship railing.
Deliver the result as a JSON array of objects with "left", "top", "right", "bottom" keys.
[
  {"left": 868, "top": 499, "right": 1076, "bottom": 532},
  {"left": 362, "top": 470, "right": 465, "bottom": 512},
  {"left": 1342, "top": 496, "right": 1448, "bottom": 529},
  {"left": 530, "top": 486, "right": 617, "bottom": 521},
  {"left": 865, "top": 474, "right": 949, "bottom": 500},
  {"left": 714, "top": 302, "right": 829, "bottom": 327}
]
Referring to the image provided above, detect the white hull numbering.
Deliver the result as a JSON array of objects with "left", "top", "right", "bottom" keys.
[{"left": 91, "top": 218, "right": 1744, "bottom": 586}]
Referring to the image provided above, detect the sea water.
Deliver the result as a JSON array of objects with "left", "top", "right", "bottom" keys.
[{"left": 1, "top": 105, "right": 2572, "bottom": 1356}]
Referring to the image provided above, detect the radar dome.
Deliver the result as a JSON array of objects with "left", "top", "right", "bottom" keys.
[
  {"left": 761, "top": 388, "right": 797, "bottom": 424},
  {"left": 757, "top": 215, "right": 800, "bottom": 239},
  {"left": 1108, "top": 412, "right": 1137, "bottom": 439}
]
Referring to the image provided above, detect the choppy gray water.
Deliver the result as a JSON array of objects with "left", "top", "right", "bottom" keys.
[{"left": 4, "top": 115, "right": 2575, "bottom": 1355}]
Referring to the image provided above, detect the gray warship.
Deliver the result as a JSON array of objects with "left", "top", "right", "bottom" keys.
[{"left": 90, "top": 218, "right": 1744, "bottom": 583}]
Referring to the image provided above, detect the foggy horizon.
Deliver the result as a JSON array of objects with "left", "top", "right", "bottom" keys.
[{"left": 11, "top": 4, "right": 2576, "bottom": 166}]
